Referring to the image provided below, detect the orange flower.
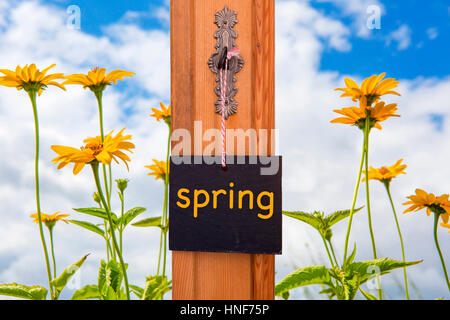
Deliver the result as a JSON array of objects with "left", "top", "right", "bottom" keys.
[
  {"left": 30, "top": 212, "right": 69, "bottom": 229},
  {"left": 441, "top": 223, "right": 450, "bottom": 233},
  {"left": 150, "top": 102, "right": 171, "bottom": 124},
  {"left": 335, "top": 73, "right": 401, "bottom": 104},
  {"left": 331, "top": 97, "right": 400, "bottom": 130},
  {"left": 51, "top": 128, "right": 135, "bottom": 175},
  {"left": 403, "top": 189, "right": 450, "bottom": 224},
  {"left": 0, "top": 64, "right": 66, "bottom": 95},
  {"left": 63, "top": 67, "right": 135, "bottom": 91},
  {"left": 362, "top": 159, "right": 407, "bottom": 183},
  {"left": 145, "top": 159, "right": 168, "bottom": 181}
]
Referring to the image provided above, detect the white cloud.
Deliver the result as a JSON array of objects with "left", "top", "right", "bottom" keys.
[
  {"left": 316, "top": 0, "right": 385, "bottom": 38},
  {"left": 386, "top": 24, "right": 412, "bottom": 50},
  {"left": 0, "top": 0, "right": 448, "bottom": 301},
  {"left": 277, "top": 0, "right": 352, "bottom": 52},
  {"left": 426, "top": 27, "right": 438, "bottom": 40}
]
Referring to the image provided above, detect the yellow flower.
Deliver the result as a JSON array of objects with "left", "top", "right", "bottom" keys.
[
  {"left": 331, "top": 96, "right": 400, "bottom": 130},
  {"left": 30, "top": 212, "right": 70, "bottom": 229},
  {"left": 51, "top": 128, "right": 135, "bottom": 175},
  {"left": 63, "top": 67, "right": 135, "bottom": 91},
  {"left": 362, "top": 159, "right": 407, "bottom": 183},
  {"left": 403, "top": 189, "right": 450, "bottom": 224},
  {"left": 441, "top": 223, "right": 450, "bottom": 233},
  {"left": 150, "top": 102, "right": 171, "bottom": 124},
  {"left": 145, "top": 159, "right": 168, "bottom": 181},
  {"left": 0, "top": 64, "right": 66, "bottom": 95},
  {"left": 335, "top": 73, "right": 401, "bottom": 104}
]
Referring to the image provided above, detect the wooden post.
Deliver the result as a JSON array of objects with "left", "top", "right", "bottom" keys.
[{"left": 170, "top": 0, "right": 275, "bottom": 300}]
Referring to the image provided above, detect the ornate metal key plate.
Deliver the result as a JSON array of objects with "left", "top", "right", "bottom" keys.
[{"left": 208, "top": 6, "right": 244, "bottom": 119}]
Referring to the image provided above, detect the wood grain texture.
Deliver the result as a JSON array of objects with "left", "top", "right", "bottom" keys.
[{"left": 171, "top": 0, "right": 275, "bottom": 300}]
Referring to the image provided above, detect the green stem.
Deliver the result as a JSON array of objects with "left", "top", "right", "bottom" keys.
[
  {"left": 433, "top": 212, "right": 450, "bottom": 291},
  {"left": 98, "top": 201, "right": 112, "bottom": 262},
  {"left": 94, "top": 91, "right": 116, "bottom": 262},
  {"left": 94, "top": 91, "right": 112, "bottom": 209},
  {"left": 343, "top": 135, "right": 366, "bottom": 262},
  {"left": 156, "top": 232, "right": 163, "bottom": 275},
  {"left": 364, "top": 120, "right": 377, "bottom": 260},
  {"left": 91, "top": 162, "right": 130, "bottom": 299},
  {"left": 49, "top": 227, "right": 57, "bottom": 279},
  {"left": 363, "top": 113, "right": 382, "bottom": 300},
  {"left": 328, "top": 240, "right": 339, "bottom": 268},
  {"left": 104, "top": 220, "right": 111, "bottom": 262},
  {"left": 119, "top": 191, "right": 124, "bottom": 254},
  {"left": 28, "top": 91, "right": 55, "bottom": 300},
  {"left": 321, "top": 236, "right": 335, "bottom": 268},
  {"left": 161, "top": 124, "right": 171, "bottom": 277},
  {"left": 385, "top": 183, "right": 410, "bottom": 299}
]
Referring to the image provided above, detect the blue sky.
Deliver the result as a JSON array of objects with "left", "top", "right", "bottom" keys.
[
  {"left": 318, "top": 0, "right": 449, "bottom": 78},
  {"left": 46, "top": 0, "right": 450, "bottom": 79}
]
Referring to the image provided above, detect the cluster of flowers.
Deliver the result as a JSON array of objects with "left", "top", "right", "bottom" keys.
[
  {"left": 330, "top": 73, "right": 449, "bottom": 296},
  {"left": 0, "top": 64, "right": 171, "bottom": 300}
]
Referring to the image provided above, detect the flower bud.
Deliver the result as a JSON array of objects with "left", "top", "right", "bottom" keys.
[
  {"left": 93, "top": 192, "right": 101, "bottom": 205},
  {"left": 116, "top": 179, "right": 129, "bottom": 193}
]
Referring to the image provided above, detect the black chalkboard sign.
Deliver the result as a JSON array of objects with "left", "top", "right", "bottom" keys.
[{"left": 169, "top": 156, "right": 282, "bottom": 254}]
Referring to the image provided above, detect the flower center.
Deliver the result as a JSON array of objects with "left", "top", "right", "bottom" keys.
[{"left": 83, "top": 143, "right": 104, "bottom": 156}]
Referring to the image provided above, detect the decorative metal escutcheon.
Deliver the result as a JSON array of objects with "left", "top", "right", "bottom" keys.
[{"left": 208, "top": 6, "right": 244, "bottom": 119}]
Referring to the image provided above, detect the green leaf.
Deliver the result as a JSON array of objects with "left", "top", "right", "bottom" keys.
[
  {"left": 142, "top": 275, "right": 172, "bottom": 300},
  {"left": 132, "top": 216, "right": 162, "bottom": 228},
  {"left": 103, "top": 285, "right": 117, "bottom": 300},
  {"left": 324, "top": 207, "right": 363, "bottom": 228},
  {"left": 360, "top": 288, "right": 377, "bottom": 300},
  {"left": 344, "top": 244, "right": 357, "bottom": 267},
  {"left": 319, "top": 287, "right": 336, "bottom": 300},
  {"left": 51, "top": 254, "right": 89, "bottom": 293},
  {"left": 275, "top": 266, "right": 333, "bottom": 297},
  {"left": 0, "top": 283, "right": 47, "bottom": 300},
  {"left": 119, "top": 207, "right": 147, "bottom": 227},
  {"left": 282, "top": 211, "right": 322, "bottom": 231},
  {"left": 345, "top": 273, "right": 361, "bottom": 300},
  {"left": 68, "top": 220, "right": 105, "bottom": 238},
  {"left": 347, "top": 258, "right": 422, "bottom": 285},
  {"left": 73, "top": 207, "right": 118, "bottom": 223},
  {"left": 71, "top": 285, "right": 100, "bottom": 300},
  {"left": 130, "top": 284, "right": 144, "bottom": 299},
  {"left": 98, "top": 260, "right": 123, "bottom": 298},
  {"left": 281, "top": 291, "right": 290, "bottom": 300}
]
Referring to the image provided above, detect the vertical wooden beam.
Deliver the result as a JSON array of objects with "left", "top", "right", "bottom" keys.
[{"left": 171, "top": 0, "right": 275, "bottom": 300}]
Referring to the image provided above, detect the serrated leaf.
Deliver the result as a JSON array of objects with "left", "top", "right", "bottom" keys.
[
  {"left": 132, "top": 216, "right": 162, "bottom": 228},
  {"left": 51, "top": 254, "right": 89, "bottom": 294},
  {"left": 275, "top": 266, "right": 333, "bottom": 297},
  {"left": 344, "top": 244, "right": 357, "bottom": 267},
  {"left": 0, "top": 283, "right": 47, "bottom": 300},
  {"left": 360, "top": 288, "right": 377, "bottom": 300},
  {"left": 142, "top": 275, "right": 171, "bottom": 300},
  {"left": 73, "top": 207, "right": 118, "bottom": 223},
  {"left": 69, "top": 220, "right": 105, "bottom": 238},
  {"left": 324, "top": 207, "right": 363, "bottom": 228},
  {"left": 122, "top": 207, "right": 146, "bottom": 227},
  {"left": 347, "top": 258, "right": 422, "bottom": 285},
  {"left": 130, "top": 284, "right": 144, "bottom": 299},
  {"left": 346, "top": 273, "right": 361, "bottom": 300},
  {"left": 282, "top": 211, "right": 322, "bottom": 230},
  {"left": 98, "top": 260, "right": 123, "bottom": 296},
  {"left": 71, "top": 285, "right": 100, "bottom": 300},
  {"left": 319, "top": 287, "right": 336, "bottom": 300},
  {"left": 103, "top": 285, "right": 117, "bottom": 300}
]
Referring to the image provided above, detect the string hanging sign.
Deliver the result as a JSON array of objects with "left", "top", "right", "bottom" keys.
[{"left": 169, "top": 6, "right": 282, "bottom": 255}]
